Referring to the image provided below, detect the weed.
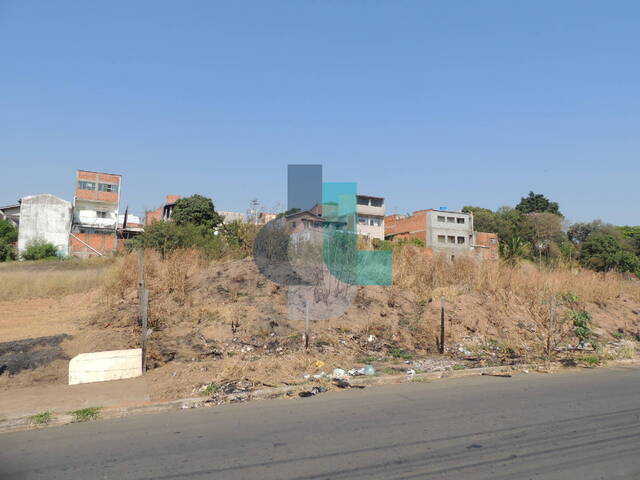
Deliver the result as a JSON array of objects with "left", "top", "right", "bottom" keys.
[
  {"left": 201, "top": 383, "right": 220, "bottom": 396},
  {"left": 29, "top": 411, "right": 53, "bottom": 425},
  {"left": 410, "top": 376, "right": 432, "bottom": 383},
  {"left": 389, "top": 348, "right": 414, "bottom": 360},
  {"left": 576, "top": 354, "right": 603, "bottom": 367},
  {"left": 70, "top": 407, "right": 102, "bottom": 423},
  {"left": 381, "top": 367, "right": 402, "bottom": 375},
  {"left": 452, "top": 364, "right": 466, "bottom": 370}
]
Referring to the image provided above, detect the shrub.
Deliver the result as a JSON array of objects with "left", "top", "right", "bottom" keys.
[
  {"left": 0, "top": 240, "right": 16, "bottom": 262},
  {"left": 22, "top": 241, "right": 60, "bottom": 261}
]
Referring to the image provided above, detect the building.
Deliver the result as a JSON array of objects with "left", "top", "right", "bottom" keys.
[
  {"left": 12, "top": 194, "right": 72, "bottom": 257},
  {"left": 356, "top": 195, "right": 385, "bottom": 240},
  {"left": 219, "top": 211, "right": 247, "bottom": 223},
  {"left": 145, "top": 195, "right": 181, "bottom": 225},
  {"left": 0, "top": 203, "right": 21, "bottom": 228},
  {"left": 70, "top": 170, "right": 122, "bottom": 258},
  {"left": 385, "top": 209, "right": 498, "bottom": 260}
]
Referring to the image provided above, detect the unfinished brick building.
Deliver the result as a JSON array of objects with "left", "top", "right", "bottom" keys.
[
  {"left": 69, "top": 170, "right": 122, "bottom": 257},
  {"left": 385, "top": 209, "right": 498, "bottom": 260}
]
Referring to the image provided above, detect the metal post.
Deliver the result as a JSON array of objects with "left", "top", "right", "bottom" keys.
[{"left": 439, "top": 296, "right": 445, "bottom": 354}]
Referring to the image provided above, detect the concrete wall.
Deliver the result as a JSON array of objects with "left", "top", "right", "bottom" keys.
[
  {"left": 17, "top": 194, "right": 72, "bottom": 257},
  {"left": 69, "top": 349, "right": 142, "bottom": 385},
  {"left": 425, "top": 211, "right": 474, "bottom": 253}
]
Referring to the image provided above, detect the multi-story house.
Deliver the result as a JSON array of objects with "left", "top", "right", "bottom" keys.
[
  {"left": 385, "top": 209, "right": 498, "bottom": 260},
  {"left": 69, "top": 170, "right": 122, "bottom": 257}
]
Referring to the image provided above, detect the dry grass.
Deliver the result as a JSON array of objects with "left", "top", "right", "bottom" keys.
[
  {"left": 0, "top": 259, "right": 113, "bottom": 300},
  {"left": 392, "top": 246, "right": 640, "bottom": 306}
]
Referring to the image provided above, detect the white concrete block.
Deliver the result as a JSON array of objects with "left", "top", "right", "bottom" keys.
[{"left": 69, "top": 349, "right": 142, "bottom": 385}]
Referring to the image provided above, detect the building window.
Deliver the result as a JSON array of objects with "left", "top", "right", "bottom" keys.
[
  {"left": 291, "top": 221, "right": 297, "bottom": 228},
  {"left": 78, "top": 181, "right": 96, "bottom": 190},
  {"left": 447, "top": 236, "right": 455, "bottom": 244},
  {"left": 457, "top": 218, "right": 465, "bottom": 224},
  {"left": 370, "top": 198, "right": 383, "bottom": 207},
  {"left": 96, "top": 211, "right": 108, "bottom": 219},
  {"left": 437, "top": 235, "right": 446, "bottom": 243},
  {"left": 490, "top": 238, "right": 497, "bottom": 244},
  {"left": 457, "top": 236, "right": 465, "bottom": 244},
  {"left": 358, "top": 215, "right": 367, "bottom": 225},
  {"left": 447, "top": 217, "right": 455, "bottom": 223},
  {"left": 357, "top": 197, "right": 369, "bottom": 206},
  {"left": 98, "top": 183, "right": 118, "bottom": 193},
  {"left": 371, "top": 217, "right": 382, "bottom": 226},
  {"left": 437, "top": 216, "right": 445, "bottom": 222}
]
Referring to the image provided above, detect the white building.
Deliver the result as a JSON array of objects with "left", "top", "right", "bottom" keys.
[
  {"left": 17, "top": 194, "right": 72, "bottom": 257},
  {"left": 356, "top": 195, "right": 385, "bottom": 240}
]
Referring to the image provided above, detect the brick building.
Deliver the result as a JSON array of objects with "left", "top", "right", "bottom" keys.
[
  {"left": 385, "top": 209, "right": 498, "bottom": 260},
  {"left": 70, "top": 170, "right": 122, "bottom": 257}
]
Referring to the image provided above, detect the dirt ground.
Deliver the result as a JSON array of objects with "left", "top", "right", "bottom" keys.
[{"left": 1, "top": 256, "right": 640, "bottom": 403}]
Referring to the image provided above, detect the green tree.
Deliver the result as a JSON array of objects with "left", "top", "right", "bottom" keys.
[
  {"left": 580, "top": 233, "right": 640, "bottom": 273},
  {"left": 499, "top": 236, "right": 529, "bottom": 265},
  {"left": 172, "top": 194, "right": 223, "bottom": 229},
  {"left": 515, "top": 191, "right": 562, "bottom": 217},
  {"left": 461, "top": 206, "right": 498, "bottom": 233},
  {"left": 619, "top": 226, "right": 640, "bottom": 255},
  {"left": 0, "top": 219, "right": 18, "bottom": 262},
  {"left": 0, "top": 219, "right": 18, "bottom": 243},
  {"left": 22, "top": 241, "right": 59, "bottom": 261}
]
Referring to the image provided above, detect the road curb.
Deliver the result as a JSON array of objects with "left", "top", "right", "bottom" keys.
[{"left": 2, "top": 359, "right": 638, "bottom": 434}]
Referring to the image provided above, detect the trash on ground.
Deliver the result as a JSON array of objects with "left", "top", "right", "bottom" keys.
[
  {"left": 332, "top": 378, "right": 365, "bottom": 389},
  {"left": 315, "top": 360, "right": 325, "bottom": 368},
  {"left": 332, "top": 368, "right": 348, "bottom": 378},
  {"left": 298, "top": 386, "right": 327, "bottom": 398},
  {"left": 363, "top": 364, "right": 376, "bottom": 376},
  {"left": 407, "top": 368, "right": 416, "bottom": 376},
  {"left": 481, "top": 372, "right": 512, "bottom": 378}
]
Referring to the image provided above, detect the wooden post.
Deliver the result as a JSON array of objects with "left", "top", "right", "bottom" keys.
[
  {"left": 141, "top": 289, "right": 149, "bottom": 372},
  {"left": 138, "top": 250, "right": 147, "bottom": 372},
  {"left": 303, "top": 301, "right": 310, "bottom": 350},
  {"left": 439, "top": 296, "right": 445, "bottom": 354}
]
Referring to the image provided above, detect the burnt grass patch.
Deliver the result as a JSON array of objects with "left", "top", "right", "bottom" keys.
[{"left": 0, "top": 334, "right": 71, "bottom": 375}]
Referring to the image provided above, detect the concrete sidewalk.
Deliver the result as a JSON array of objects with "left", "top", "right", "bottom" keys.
[{"left": 0, "top": 377, "right": 150, "bottom": 420}]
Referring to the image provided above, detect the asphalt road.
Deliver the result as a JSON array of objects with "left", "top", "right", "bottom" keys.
[{"left": 3, "top": 366, "right": 640, "bottom": 480}]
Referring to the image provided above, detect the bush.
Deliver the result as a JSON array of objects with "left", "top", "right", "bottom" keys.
[
  {"left": 0, "top": 240, "right": 16, "bottom": 262},
  {"left": 22, "top": 241, "right": 60, "bottom": 261}
]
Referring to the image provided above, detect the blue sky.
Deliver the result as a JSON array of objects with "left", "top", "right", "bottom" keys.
[{"left": 1, "top": 1, "right": 639, "bottom": 224}]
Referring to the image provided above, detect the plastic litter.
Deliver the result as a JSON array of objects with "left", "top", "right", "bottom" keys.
[
  {"left": 332, "top": 378, "right": 366, "bottom": 389},
  {"left": 407, "top": 368, "right": 416, "bottom": 376},
  {"left": 363, "top": 364, "right": 376, "bottom": 376},
  {"left": 299, "top": 386, "right": 327, "bottom": 398},
  {"left": 333, "top": 368, "right": 348, "bottom": 378}
]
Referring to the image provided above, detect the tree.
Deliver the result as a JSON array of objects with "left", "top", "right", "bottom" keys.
[
  {"left": 523, "top": 212, "right": 565, "bottom": 261},
  {"left": 499, "top": 236, "right": 529, "bottom": 265},
  {"left": 0, "top": 219, "right": 18, "bottom": 243},
  {"left": 580, "top": 233, "right": 640, "bottom": 273},
  {"left": 0, "top": 219, "right": 17, "bottom": 262},
  {"left": 515, "top": 191, "right": 562, "bottom": 217},
  {"left": 172, "top": 194, "right": 223, "bottom": 229},
  {"left": 461, "top": 206, "right": 498, "bottom": 233},
  {"left": 619, "top": 226, "right": 640, "bottom": 255}
]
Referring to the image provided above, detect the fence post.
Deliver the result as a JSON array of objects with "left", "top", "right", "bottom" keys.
[{"left": 439, "top": 296, "right": 445, "bottom": 354}]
